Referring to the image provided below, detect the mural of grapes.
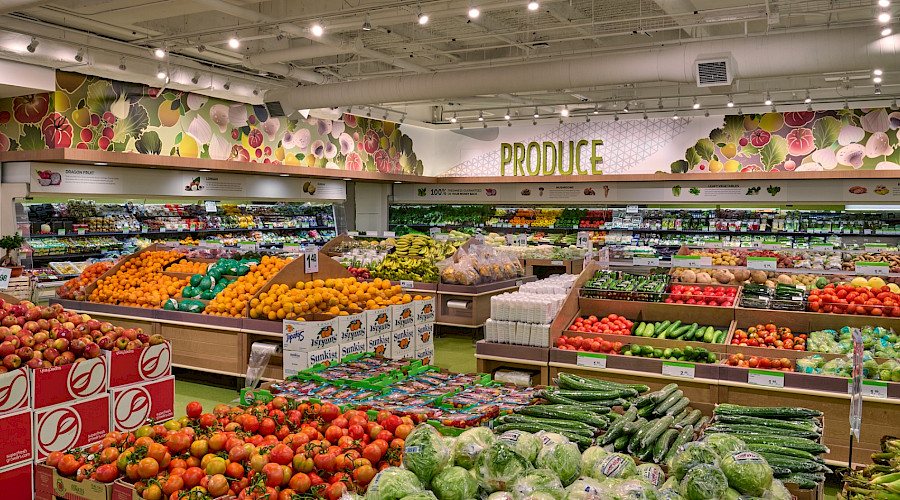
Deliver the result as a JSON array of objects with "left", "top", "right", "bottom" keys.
[{"left": 0, "top": 71, "right": 425, "bottom": 175}]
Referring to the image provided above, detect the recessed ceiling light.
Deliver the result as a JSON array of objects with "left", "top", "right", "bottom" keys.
[
  {"left": 343, "top": 178, "right": 352, "bottom": 181},
  {"left": 417, "top": 6, "right": 429, "bottom": 24},
  {"left": 879, "top": 0, "right": 890, "bottom": 7},
  {"left": 311, "top": 22, "right": 324, "bottom": 36},
  {"left": 153, "top": 47, "right": 165, "bottom": 58},
  {"left": 878, "top": 12, "right": 891, "bottom": 23},
  {"left": 874, "top": 76, "right": 883, "bottom": 83},
  {"left": 228, "top": 34, "right": 240, "bottom": 49},
  {"left": 804, "top": 90, "right": 812, "bottom": 103},
  {"left": 279, "top": 173, "right": 290, "bottom": 177},
  {"left": 394, "top": 181, "right": 403, "bottom": 184},
  {"left": 692, "top": 97, "right": 700, "bottom": 109},
  {"left": 764, "top": 92, "right": 772, "bottom": 106},
  {"left": 560, "top": 106, "right": 569, "bottom": 117},
  {"left": 199, "top": 169, "right": 211, "bottom": 172},
  {"left": 882, "top": 26, "right": 892, "bottom": 36},
  {"left": 468, "top": 2, "right": 480, "bottom": 18},
  {"left": 874, "top": 69, "right": 884, "bottom": 76}
]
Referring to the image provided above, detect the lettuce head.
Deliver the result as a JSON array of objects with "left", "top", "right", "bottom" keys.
[
  {"left": 511, "top": 468, "right": 566, "bottom": 500},
  {"left": 452, "top": 426, "right": 495, "bottom": 469},
  {"left": 536, "top": 443, "right": 582, "bottom": 486},
  {"left": 636, "top": 464, "right": 664, "bottom": 489},
  {"left": 612, "top": 478, "right": 660, "bottom": 500},
  {"left": 700, "top": 434, "right": 747, "bottom": 458},
  {"left": 367, "top": 467, "right": 424, "bottom": 500},
  {"left": 591, "top": 453, "right": 637, "bottom": 481},
  {"left": 565, "top": 477, "right": 605, "bottom": 500},
  {"left": 669, "top": 442, "right": 720, "bottom": 482},
  {"left": 720, "top": 451, "right": 773, "bottom": 496},
  {"left": 431, "top": 466, "right": 478, "bottom": 500},
  {"left": 476, "top": 440, "right": 533, "bottom": 492},
  {"left": 402, "top": 424, "right": 451, "bottom": 486},
  {"left": 499, "top": 430, "right": 542, "bottom": 463},
  {"left": 580, "top": 446, "right": 608, "bottom": 474},
  {"left": 679, "top": 464, "right": 727, "bottom": 500}
]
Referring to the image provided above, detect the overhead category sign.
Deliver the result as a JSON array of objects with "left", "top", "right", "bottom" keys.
[{"left": 500, "top": 140, "right": 604, "bottom": 176}]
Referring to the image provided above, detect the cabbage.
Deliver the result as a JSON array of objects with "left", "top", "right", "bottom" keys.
[
  {"left": 431, "top": 466, "right": 478, "bottom": 500},
  {"left": 679, "top": 464, "right": 727, "bottom": 500},
  {"left": 657, "top": 488, "right": 685, "bottom": 500},
  {"left": 399, "top": 493, "right": 437, "bottom": 500},
  {"left": 403, "top": 424, "right": 451, "bottom": 486},
  {"left": 721, "top": 489, "right": 742, "bottom": 500},
  {"left": 366, "top": 467, "right": 424, "bottom": 500},
  {"left": 524, "top": 493, "right": 560, "bottom": 500},
  {"left": 581, "top": 446, "right": 608, "bottom": 474},
  {"left": 476, "top": 441, "right": 533, "bottom": 492},
  {"left": 669, "top": 442, "right": 720, "bottom": 482},
  {"left": 763, "top": 479, "right": 791, "bottom": 500},
  {"left": 443, "top": 435, "right": 457, "bottom": 453},
  {"left": 612, "top": 478, "right": 659, "bottom": 500},
  {"left": 488, "top": 493, "right": 515, "bottom": 500},
  {"left": 700, "top": 434, "right": 747, "bottom": 458},
  {"left": 511, "top": 468, "right": 566, "bottom": 500},
  {"left": 452, "top": 426, "right": 495, "bottom": 469},
  {"left": 499, "top": 430, "right": 542, "bottom": 463},
  {"left": 566, "top": 477, "right": 605, "bottom": 500},
  {"left": 591, "top": 453, "right": 637, "bottom": 481},
  {"left": 720, "top": 451, "right": 773, "bottom": 496},
  {"left": 536, "top": 443, "right": 582, "bottom": 486},
  {"left": 636, "top": 464, "right": 664, "bottom": 489},
  {"left": 536, "top": 431, "right": 570, "bottom": 448}
]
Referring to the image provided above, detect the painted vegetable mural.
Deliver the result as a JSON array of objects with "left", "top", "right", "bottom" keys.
[
  {"left": 671, "top": 108, "right": 900, "bottom": 173},
  {"left": 0, "top": 71, "right": 425, "bottom": 175}
]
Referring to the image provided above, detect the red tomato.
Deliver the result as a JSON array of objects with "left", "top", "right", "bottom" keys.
[
  {"left": 290, "top": 472, "right": 312, "bottom": 493},
  {"left": 319, "top": 403, "right": 341, "bottom": 422}
]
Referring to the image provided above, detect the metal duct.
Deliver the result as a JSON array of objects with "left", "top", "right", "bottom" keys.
[
  {"left": 0, "top": 1, "right": 46, "bottom": 15},
  {"left": 247, "top": 43, "right": 353, "bottom": 66},
  {"left": 267, "top": 28, "right": 900, "bottom": 109}
]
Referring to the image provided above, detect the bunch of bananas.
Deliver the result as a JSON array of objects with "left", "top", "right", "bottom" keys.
[
  {"left": 393, "top": 234, "right": 433, "bottom": 256},
  {"left": 372, "top": 254, "right": 440, "bottom": 282}
]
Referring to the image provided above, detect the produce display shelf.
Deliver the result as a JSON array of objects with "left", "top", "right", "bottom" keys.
[
  {"left": 30, "top": 252, "right": 108, "bottom": 261},
  {"left": 601, "top": 259, "right": 900, "bottom": 277},
  {"left": 27, "top": 226, "right": 337, "bottom": 238}
]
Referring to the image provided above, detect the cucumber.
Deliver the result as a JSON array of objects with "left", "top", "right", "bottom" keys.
[
  {"left": 714, "top": 415, "right": 821, "bottom": 433},
  {"left": 632, "top": 383, "right": 678, "bottom": 408},
  {"left": 640, "top": 415, "right": 675, "bottom": 449},
  {"left": 684, "top": 323, "right": 699, "bottom": 338},
  {"left": 601, "top": 406, "right": 636, "bottom": 445},
  {"left": 729, "top": 434, "right": 828, "bottom": 454},
  {"left": 706, "top": 424, "right": 820, "bottom": 441},
  {"left": 626, "top": 421, "right": 649, "bottom": 454},
  {"left": 664, "top": 397, "right": 691, "bottom": 417},
  {"left": 517, "top": 405, "right": 610, "bottom": 424},
  {"left": 672, "top": 324, "right": 692, "bottom": 339},
  {"left": 655, "top": 321, "right": 671, "bottom": 336},
  {"left": 663, "top": 320, "right": 682, "bottom": 337},
  {"left": 653, "top": 428, "right": 678, "bottom": 464},
  {"left": 676, "top": 409, "right": 702, "bottom": 428},
  {"left": 713, "top": 330, "right": 726, "bottom": 344},
  {"left": 638, "top": 403, "right": 657, "bottom": 419},
  {"left": 549, "top": 388, "right": 638, "bottom": 400},
  {"left": 756, "top": 454, "right": 832, "bottom": 474},
  {"left": 745, "top": 444, "right": 824, "bottom": 463},
  {"left": 702, "top": 326, "right": 715, "bottom": 343},
  {"left": 499, "top": 415, "right": 599, "bottom": 433},
  {"left": 713, "top": 404, "right": 822, "bottom": 419},
  {"left": 663, "top": 424, "right": 694, "bottom": 465},
  {"left": 613, "top": 434, "right": 630, "bottom": 452},
  {"left": 622, "top": 417, "right": 648, "bottom": 435},
  {"left": 557, "top": 373, "right": 650, "bottom": 393},
  {"left": 672, "top": 407, "right": 690, "bottom": 424},
  {"left": 634, "top": 322, "right": 646, "bottom": 337},
  {"left": 652, "top": 389, "right": 684, "bottom": 416},
  {"left": 781, "top": 473, "right": 824, "bottom": 489},
  {"left": 492, "top": 422, "right": 592, "bottom": 439}
]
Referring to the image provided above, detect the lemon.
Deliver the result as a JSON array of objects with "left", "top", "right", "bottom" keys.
[
  {"left": 889, "top": 283, "right": 900, "bottom": 293},
  {"left": 851, "top": 277, "right": 869, "bottom": 288},
  {"left": 759, "top": 113, "right": 785, "bottom": 133},
  {"left": 709, "top": 159, "right": 724, "bottom": 173},
  {"left": 724, "top": 160, "right": 741, "bottom": 172},
  {"left": 284, "top": 154, "right": 301, "bottom": 166},
  {"left": 178, "top": 134, "right": 199, "bottom": 158},
  {"left": 868, "top": 277, "right": 887, "bottom": 289},
  {"left": 721, "top": 142, "right": 737, "bottom": 159}
]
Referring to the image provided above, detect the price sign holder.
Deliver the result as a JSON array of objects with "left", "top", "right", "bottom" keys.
[
  {"left": 383, "top": 231, "right": 396, "bottom": 237},
  {"left": 747, "top": 257, "right": 777, "bottom": 270},
  {"left": 576, "top": 231, "right": 590, "bottom": 249},
  {"left": 304, "top": 248, "right": 319, "bottom": 273},
  {"left": 662, "top": 361, "right": 695, "bottom": 379},
  {"left": 516, "top": 234, "right": 527, "bottom": 247},
  {"left": 57, "top": 228, "right": 65, "bottom": 236},
  {"left": 632, "top": 255, "right": 659, "bottom": 267},
  {"left": 400, "top": 280, "right": 414, "bottom": 289},
  {"left": 576, "top": 353, "right": 607, "bottom": 369},
  {"left": 505, "top": 234, "right": 515, "bottom": 245},
  {"left": 0, "top": 267, "right": 10, "bottom": 290},
  {"left": 348, "top": 231, "right": 359, "bottom": 236},
  {"left": 429, "top": 227, "right": 440, "bottom": 236},
  {"left": 204, "top": 201, "right": 218, "bottom": 213},
  {"left": 855, "top": 262, "right": 889, "bottom": 276},
  {"left": 747, "top": 369, "right": 784, "bottom": 388}
]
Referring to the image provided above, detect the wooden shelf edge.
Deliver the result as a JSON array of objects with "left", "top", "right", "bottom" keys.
[
  {"left": 548, "top": 361, "right": 719, "bottom": 384},
  {"left": 172, "top": 363, "right": 245, "bottom": 378},
  {"left": 474, "top": 354, "right": 548, "bottom": 366}
]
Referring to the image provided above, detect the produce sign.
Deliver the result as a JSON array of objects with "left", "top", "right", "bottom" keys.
[{"left": 732, "top": 324, "right": 807, "bottom": 350}]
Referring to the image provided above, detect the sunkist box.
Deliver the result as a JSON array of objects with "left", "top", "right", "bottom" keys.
[
  {"left": 306, "top": 345, "right": 340, "bottom": 367},
  {"left": 283, "top": 351, "right": 308, "bottom": 378},
  {"left": 0, "top": 367, "right": 30, "bottom": 415},
  {"left": 416, "top": 322, "right": 434, "bottom": 351},
  {"left": 366, "top": 332, "right": 391, "bottom": 358},
  {"left": 392, "top": 302, "right": 415, "bottom": 331},
  {"left": 1, "top": 461, "right": 34, "bottom": 500},
  {"left": 32, "top": 393, "right": 111, "bottom": 461},
  {"left": 337, "top": 313, "right": 367, "bottom": 343},
  {"left": 416, "top": 345, "right": 434, "bottom": 366},
  {"left": 32, "top": 356, "right": 108, "bottom": 410},
  {"left": 390, "top": 326, "right": 415, "bottom": 360},
  {"left": 107, "top": 342, "right": 172, "bottom": 388},
  {"left": 110, "top": 376, "right": 175, "bottom": 433},
  {"left": 0, "top": 408, "right": 33, "bottom": 468},
  {"left": 340, "top": 339, "right": 367, "bottom": 358},
  {"left": 414, "top": 297, "right": 436, "bottom": 324},
  {"left": 282, "top": 317, "right": 339, "bottom": 351},
  {"left": 365, "top": 307, "right": 394, "bottom": 336}
]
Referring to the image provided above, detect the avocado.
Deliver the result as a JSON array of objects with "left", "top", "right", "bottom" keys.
[{"left": 189, "top": 274, "right": 203, "bottom": 287}]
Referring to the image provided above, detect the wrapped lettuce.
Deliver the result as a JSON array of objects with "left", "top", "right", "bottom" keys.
[
  {"left": 699, "top": 434, "right": 747, "bottom": 458},
  {"left": 536, "top": 431, "right": 570, "bottom": 447},
  {"left": 679, "top": 464, "right": 727, "bottom": 500},
  {"left": 669, "top": 442, "right": 720, "bottom": 482},
  {"left": 657, "top": 488, "right": 685, "bottom": 500},
  {"left": 452, "top": 426, "right": 495, "bottom": 469},
  {"left": 636, "top": 464, "right": 664, "bottom": 489},
  {"left": 612, "top": 479, "right": 660, "bottom": 500},
  {"left": 476, "top": 441, "right": 533, "bottom": 492},
  {"left": 580, "top": 446, "right": 608, "bottom": 474},
  {"left": 536, "top": 443, "right": 582, "bottom": 486},
  {"left": 721, "top": 489, "right": 742, "bottom": 500},
  {"left": 399, "top": 493, "right": 438, "bottom": 500},
  {"left": 565, "top": 477, "right": 605, "bottom": 500},
  {"left": 511, "top": 469, "right": 566, "bottom": 500},
  {"left": 488, "top": 493, "right": 515, "bottom": 500},
  {"left": 403, "top": 424, "right": 451, "bottom": 486},
  {"left": 499, "top": 430, "right": 542, "bottom": 463},
  {"left": 431, "top": 466, "right": 478, "bottom": 500},
  {"left": 367, "top": 467, "right": 424, "bottom": 500},
  {"left": 591, "top": 453, "right": 637, "bottom": 481},
  {"left": 763, "top": 479, "right": 791, "bottom": 500},
  {"left": 720, "top": 451, "right": 773, "bottom": 496}
]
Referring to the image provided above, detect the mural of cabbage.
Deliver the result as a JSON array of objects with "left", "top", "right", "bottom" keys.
[
  {"left": 0, "top": 71, "right": 425, "bottom": 175},
  {"left": 671, "top": 109, "right": 900, "bottom": 173}
]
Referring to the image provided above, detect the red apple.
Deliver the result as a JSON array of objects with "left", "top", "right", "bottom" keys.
[
  {"left": 60, "top": 351, "right": 75, "bottom": 363},
  {"left": 97, "top": 336, "right": 114, "bottom": 350},
  {"left": 3, "top": 336, "right": 18, "bottom": 349},
  {"left": 115, "top": 337, "right": 129, "bottom": 350},
  {"left": 56, "top": 329, "right": 73, "bottom": 342},
  {"left": 0, "top": 326, "right": 9, "bottom": 337},
  {"left": 83, "top": 342, "right": 100, "bottom": 359},
  {"left": 69, "top": 338, "right": 86, "bottom": 357},
  {"left": 53, "top": 338, "right": 69, "bottom": 352},
  {"left": 25, "top": 308, "right": 40, "bottom": 322},
  {"left": 123, "top": 329, "right": 138, "bottom": 341},
  {"left": 25, "top": 358, "right": 41, "bottom": 369},
  {"left": 86, "top": 319, "right": 101, "bottom": 331},
  {"left": 126, "top": 340, "right": 141, "bottom": 350},
  {"left": 33, "top": 332, "right": 48, "bottom": 344},
  {"left": 19, "top": 335, "right": 34, "bottom": 348},
  {"left": 149, "top": 334, "right": 165, "bottom": 346},
  {"left": 15, "top": 346, "right": 32, "bottom": 361},
  {"left": 33, "top": 342, "right": 46, "bottom": 353},
  {"left": 0, "top": 341, "right": 14, "bottom": 357},
  {"left": 137, "top": 333, "right": 149, "bottom": 344},
  {"left": 100, "top": 322, "right": 113, "bottom": 334},
  {"left": 2, "top": 354, "right": 21, "bottom": 370},
  {"left": 43, "top": 348, "right": 59, "bottom": 363},
  {"left": 8, "top": 325, "right": 20, "bottom": 334}
]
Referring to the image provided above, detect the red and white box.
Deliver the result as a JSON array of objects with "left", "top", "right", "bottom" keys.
[
  {"left": 32, "top": 357, "right": 108, "bottom": 410},
  {"left": 0, "top": 408, "right": 33, "bottom": 468},
  {"left": 0, "top": 460, "right": 34, "bottom": 500},
  {"left": 110, "top": 376, "right": 174, "bottom": 433},
  {"left": 107, "top": 342, "right": 172, "bottom": 388},
  {"left": 33, "top": 393, "right": 111, "bottom": 462},
  {"left": 35, "top": 461, "right": 113, "bottom": 500},
  {"left": 0, "top": 367, "right": 30, "bottom": 415}
]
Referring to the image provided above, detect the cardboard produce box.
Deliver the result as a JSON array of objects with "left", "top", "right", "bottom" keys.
[
  {"left": 0, "top": 367, "right": 30, "bottom": 415},
  {"left": 35, "top": 462, "right": 112, "bottom": 500},
  {"left": 33, "top": 393, "right": 111, "bottom": 461},
  {"left": 2, "top": 461, "right": 34, "bottom": 500},
  {"left": 106, "top": 341, "right": 172, "bottom": 388},
  {"left": 110, "top": 376, "right": 175, "bottom": 432},
  {"left": 0, "top": 408, "right": 33, "bottom": 468},
  {"left": 32, "top": 356, "right": 108, "bottom": 410}
]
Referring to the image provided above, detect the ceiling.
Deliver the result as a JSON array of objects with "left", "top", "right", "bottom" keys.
[{"left": 0, "top": 0, "right": 895, "bottom": 126}]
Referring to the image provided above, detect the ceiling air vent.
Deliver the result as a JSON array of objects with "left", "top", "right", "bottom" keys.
[
  {"left": 264, "top": 100, "right": 286, "bottom": 118},
  {"left": 695, "top": 58, "right": 732, "bottom": 87}
]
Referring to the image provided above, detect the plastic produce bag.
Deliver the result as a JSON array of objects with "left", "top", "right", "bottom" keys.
[
  {"left": 475, "top": 441, "right": 533, "bottom": 492},
  {"left": 430, "top": 466, "right": 478, "bottom": 500},
  {"left": 669, "top": 442, "right": 720, "bottom": 482},
  {"left": 452, "top": 426, "right": 495, "bottom": 469},
  {"left": 402, "top": 424, "right": 451, "bottom": 486},
  {"left": 536, "top": 443, "right": 582, "bottom": 486},
  {"left": 511, "top": 468, "right": 567, "bottom": 500},
  {"left": 566, "top": 477, "right": 605, "bottom": 500},
  {"left": 366, "top": 468, "right": 424, "bottom": 500},
  {"left": 499, "top": 429, "right": 542, "bottom": 464},
  {"left": 580, "top": 446, "right": 608, "bottom": 474},
  {"left": 679, "top": 464, "right": 727, "bottom": 500}
]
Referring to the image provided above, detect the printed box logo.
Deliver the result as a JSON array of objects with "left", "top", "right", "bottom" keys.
[
  {"left": 283, "top": 318, "right": 338, "bottom": 351},
  {"left": 393, "top": 304, "right": 414, "bottom": 329},
  {"left": 33, "top": 394, "right": 111, "bottom": 460},
  {"left": 307, "top": 346, "right": 339, "bottom": 366},
  {"left": 36, "top": 407, "right": 81, "bottom": 456},
  {"left": 415, "top": 298, "right": 435, "bottom": 324},
  {"left": 340, "top": 340, "right": 367, "bottom": 358},
  {"left": 366, "top": 333, "right": 391, "bottom": 358},
  {"left": 310, "top": 325, "right": 335, "bottom": 350},
  {"left": 367, "top": 309, "right": 393, "bottom": 335},
  {"left": 67, "top": 357, "right": 107, "bottom": 399},
  {"left": 138, "top": 343, "right": 171, "bottom": 380},
  {"left": 111, "top": 377, "right": 175, "bottom": 432},
  {"left": 33, "top": 357, "right": 108, "bottom": 409},
  {"left": 0, "top": 368, "right": 29, "bottom": 414},
  {"left": 108, "top": 342, "right": 172, "bottom": 387}
]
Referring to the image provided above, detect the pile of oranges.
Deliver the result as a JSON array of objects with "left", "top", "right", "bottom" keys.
[
  {"left": 249, "top": 277, "right": 413, "bottom": 321},
  {"left": 204, "top": 255, "right": 290, "bottom": 317},
  {"left": 167, "top": 260, "right": 209, "bottom": 274},
  {"left": 57, "top": 261, "right": 115, "bottom": 300},
  {"left": 88, "top": 251, "right": 188, "bottom": 308}
]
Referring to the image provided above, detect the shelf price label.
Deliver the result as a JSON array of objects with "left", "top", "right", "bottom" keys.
[
  {"left": 747, "top": 257, "right": 777, "bottom": 270},
  {"left": 76, "top": 228, "right": 86, "bottom": 235},
  {"left": 760, "top": 241, "right": 782, "bottom": 250},
  {"left": 435, "top": 234, "right": 449, "bottom": 241},
  {"left": 505, "top": 234, "right": 515, "bottom": 245},
  {"left": 673, "top": 255, "right": 712, "bottom": 266},
  {"left": 551, "top": 260, "right": 564, "bottom": 266},
  {"left": 748, "top": 369, "right": 785, "bottom": 388},
  {"left": 855, "top": 261, "right": 889, "bottom": 276},
  {"left": 239, "top": 241, "right": 257, "bottom": 251},
  {"left": 849, "top": 379, "right": 888, "bottom": 399},
  {"left": 304, "top": 248, "right": 319, "bottom": 273},
  {"left": 516, "top": 234, "right": 528, "bottom": 247},
  {"left": 57, "top": 229, "right": 65, "bottom": 236},
  {"left": 632, "top": 255, "right": 659, "bottom": 267},
  {"left": 400, "top": 280, "right": 414, "bottom": 289},
  {"left": 429, "top": 227, "right": 440, "bottom": 236},
  {"left": 702, "top": 240, "right": 722, "bottom": 248},
  {"left": 347, "top": 231, "right": 358, "bottom": 237},
  {"left": 283, "top": 243, "right": 302, "bottom": 254},
  {"left": 576, "top": 231, "right": 590, "bottom": 249},
  {"left": 576, "top": 352, "right": 607, "bottom": 369},
  {"left": 865, "top": 243, "right": 889, "bottom": 251},
  {"left": 382, "top": 231, "right": 396, "bottom": 238},
  {"left": 204, "top": 201, "right": 218, "bottom": 213},
  {"left": 0, "top": 267, "right": 10, "bottom": 290},
  {"left": 662, "top": 361, "right": 695, "bottom": 379}
]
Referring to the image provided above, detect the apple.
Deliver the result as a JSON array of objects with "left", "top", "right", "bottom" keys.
[
  {"left": 115, "top": 337, "right": 129, "bottom": 350},
  {"left": 53, "top": 338, "right": 69, "bottom": 352},
  {"left": 69, "top": 314, "right": 83, "bottom": 326},
  {"left": 69, "top": 338, "right": 86, "bottom": 357},
  {"left": 149, "top": 334, "right": 165, "bottom": 346},
  {"left": 115, "top": 326, "right": 125, "bottom": 336},
  {"left": 19, "top": 335, "right": 34, "bottom": 348},
  {"left": 60, "top": 351, "right": 75, "bottom": 363},
  {"left": 0, "top": 326, "right": 8, "bottom": 337},
  {"left": 123, "top": 329, "right": 138, "bottom": 341},
  {"left": 2, "top": 354, "right": 21, "bottom": 370},
  {"left": 25, "top": 308, "right": 40, "bottom": 322},
  {"left": 86, "top": 319, "right": 101, "bottom": 331},
  {"left": 57, "top": 329, "right": 73, "bottom": 342},
  {"left": 33, "top": 342, "right": 46, "bottom": 353},
  {"left": 91, "top": 331, "right": 102, "bottom": 341},
  {"left": 8, "top": 325, "right": 20, "bottom": 334},
  {"left": 137, "top": 333, "right": 149, "bottom": 344},
  {"left": 33, "top": 332, "right": 48, "bottom": 344},
  {"left": 126, "top": 340, "right": 141, "bottom": 350},
  {"left": 16, "top": 317, "right": 24, "bottom": 327},
  {"left": 0, "top": 341, "right": 14, "bottom": 357},
  {"left": 25, "top": 358, "right": 42, "bottom": 369},
  {"left": 53, "top": 355, "right": 70, "bottom": 367},
  {"left": 40, "top": 307, "right": 55, "bottom": 320},
  {"left": 32, "top": 350, "right": 42, "bottom": 360},
  {"left": 43, "top": 348, "right": 59, "bottom": 363},
  {"left": 100, "top": 322, "right": 113, "bottom": 334},
  {"left": 97, "top": 336, "right": 114, "bottom": 350},
  {"left": 1, "top": 315, "right": 16, "bottom": 328},
  {"left": 15, "top": 346, "right": 32, "bottom": 361},
  {"left": 3, "top": 336, "right": 18, "bottom": 349},
  {"left": 83, "top": 342, "right": 100, "bottom": 359}
]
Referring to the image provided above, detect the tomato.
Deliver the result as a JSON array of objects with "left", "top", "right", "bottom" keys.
[
  {"left": 325, "top": 425, "right": 344, "bottom": 443},
  {"left": 376, "top": 430, "right": 393, "bottom": 442},
  {"left": 314, "top": 452, "right": 336, "bottom": 472},
  {"left": 348, "top": 424, "right": 365, "bottom": 440},
  {"left": 94, "top": 463, "right": 118, "bottom": 483},
  {"left": 99, "top": 447, "right": 119, "bottom": 465},
  {"left": 260, "top": 462, "right": 284, "bottom": 487},
  {"left": 362, "top": 443, "right": 383, "bottom": 463},
  {"left": 241, "top": 414, "right": 260, "bottom": 433},
  {"left": 353, "top": 464, "right": 376, "bottom": 485},
  {"left": 137, "top": 457, "right": 160, "bottom": 479},
  {"left": 292, "top": 453, "right": 314, "bottom": 473},
  {"left": 259, "top": 417, "right": 276, "bottom": 436},
  {"left": 289, "top": 472, "right": 311, "bottom": 493},
  {"left": 326, "top": 481, "right": 348, "bottom": 500},
  {"left": 185, "top": 401, "right": 202, "bottom": 419},
  {"left": 142, "top": 484, "right": 163, "bottom": 500},
  {"left": 394, "top": 424, "right": 414, "bottom": 440},
  {"left": 57, "top": 454, "right": 80, "bottom": 476},
  {"left": 182, "top": 467, "right": 204, "bottom": 489},
  {"left": 301, "top": 426, "right": 320, "bottom": 442},
  {"left": 46, "top": 451, "right": 64, "bottom": 469},
  {"left": 143, "top": 442, "right": 165, "bottom": 463},
  {"left": 337, "top": 435, "right": 356, "bottom": 450},
  {"left": 320, "top": 403, "right": 341, "bottom": 422},
  {"left": 165, "top": 432, "right": 191, "bottom": 454},
  {"left": 206, "top": 457, "right": 227, "bottom": 476},
  {"left": 269, "top": 443, "right": 294, "bottom": 465},
  {"left": 205, "top": 473, "right": 229, "bottom": 497},
  {"left": 160, "top": 474, "right": 184, "bottom": 496}
]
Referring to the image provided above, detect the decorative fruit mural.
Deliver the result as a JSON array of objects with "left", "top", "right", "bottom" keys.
[
  {"left": 0, "top": 71, "right": 424, "bottom": 175},
  {"left": 670, "top": 109, "right": 900, "bottom": 173}
]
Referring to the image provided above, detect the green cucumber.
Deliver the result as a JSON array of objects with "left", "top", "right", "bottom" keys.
[
  {"left": 676, "top": 409, "right": 702, "bottom": 427},
  {"left": 499, "top": 415, "right": 599, "bottom": 433},
  {"left": 653, "top": 428, "right": 679, "bottom": 464},
  {"left": 622, "top": 417, "right": 648, "bottom": 435},
  {"left": 640, "top": 415, "right": 675, "bottom": 449},
  {"left": 706, "top": 424, "right": 819, "bottom": 441},
  {"left": 515, "top": 406, "right": 608, "bottom": 427},
  {"left": 663, "top": 424, "right": 695, "bottom": 465},
  {"left": 745, "top": 444, "right": 824, "bottom": 463},
  {"left": 714, "top": 415, "right": 820, "bottom": 433},
  {"left": 652, "top": 389, "right": 684, "bottom": 416},
  {"left": 549, "top": 388, "right": 638, "bottom": 400},
  {"left": 492, "top": 422, "right": 593, "bottom": 440},
  {"left": 713, "top": 404, "right": 822, "bottom": 419},
  {"left": 614, "top": 434, "right": 630, "bottom": 451},
  {"left": 781, "top": 473, "right": 824, "bottom": 490},
  {"left": 663, "top": 320, "right": 682, "bottom": 336},
  {"left": 631, "top": 383, "right": 678, "bottom": 409},
  {"left": 557, "top": 373, "right": 650, "bottom": 393},
  {"left": 601, "top": 406, "right": 636, "bottom": 445},
  {"left": 727, "top": 434, "right": 828, "bottom": 454},
  {"left": 756, "top": 454, "right": 832, "bottom": 474},
  {"left": 655, "top": 321, "right": 671, "bottom": 335},
  {"left": 702, "top": 326, "right": 716, "bottom": 343},
  {"left": 665, "top": 397, "right": 691, "bottom": 417}
]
